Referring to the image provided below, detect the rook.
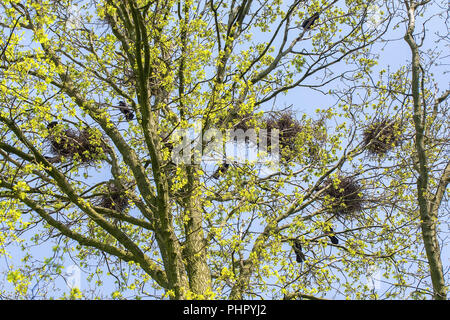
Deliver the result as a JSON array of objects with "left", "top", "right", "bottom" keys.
[
  {"left": 292, "top": 240, "right": 306, "bottom": 263},
  {"left": 212, "top": 162, "right": 230, "bottom": 179},
  {"left": 118, "top": 101, "right": 134, "bottom": 121},
  {"left": 302, "top": 12, "right": 320, "bottom": 30}
]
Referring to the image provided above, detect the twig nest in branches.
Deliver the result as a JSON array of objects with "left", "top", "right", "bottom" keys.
[
  {"left": 47, "top": 125, "right": 80, "bottom": 158},
  {"left": 363, "top": 118, "right": 402, "bottom": 156},
  {"left": 95, "top": 181, "right": 129, "bottom": 213},
  {"left": 46, "top": 122, "right": 108, "bottom": 165},
  {"left": 265, "top": 111, "right": 303, "bottom": 160},
  {"left": 322, "top": 175, "right": 364, "bottom": 217}
]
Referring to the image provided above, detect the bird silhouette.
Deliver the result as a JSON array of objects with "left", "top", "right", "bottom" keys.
[
  {"left": 212, "top": 162, "right": 230, "bottom": 179},
  {"left": 302, "top": 12, "right": 320, "bottom": 30},
  {"left": 292, "top": 240, "right": 306, "bottom": 263},
  {"left": 47, "top": 121, "right": 59, "bottom": 130},
  {"left": 118, "top": 101, "right": 134, "bottom": 121},
  {"left": 324, "top": 226, "right": 339, "bottom": 245}
]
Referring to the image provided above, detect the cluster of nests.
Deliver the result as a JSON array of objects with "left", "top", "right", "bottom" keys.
[
  {"left": 45, "top": 121, "right": 108, "bottom": 165},
  {"left": 212, "top": 111, "right": 326, "bottom": 178},
  {"left": 45, "top": 118, "right": 131, "bottom": 213},
  {"left": 228, "top": 110, "right": 326, "bottom": 161},
  {"left": 94, "top": 181, "right": 130, "bottom": 213},
  {"left": 362, "top": 118, "right": 403, "bottom": 156},
  {"left": 231, "top": 112, "right": 403, "bottom": 158}
]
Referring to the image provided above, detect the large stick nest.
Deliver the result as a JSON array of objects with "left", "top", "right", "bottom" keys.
[
  {"left": 362, "top": 118, "right": 403, "bottom": 156},
  {"left": 264, "top": 111, "right": 303, "bottom": 160},
  {"left": 95, "top": 181, "right": 129, "bottom": 213},
  {"left": 46, "top": 122, "right": 108, "bottom": 164},
  {"left": 322, "top": 175, "right": 364, "bottom": 216}
]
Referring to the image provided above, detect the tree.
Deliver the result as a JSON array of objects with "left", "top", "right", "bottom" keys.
[
  {"left": 0, "top": 0, "right": 447, "bottom": 300},
  {"left": 402, "top": 0, "right": 448, "bottom": 300}
]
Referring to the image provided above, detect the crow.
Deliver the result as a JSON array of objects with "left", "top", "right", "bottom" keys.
[
  {"left": 212, "top": 162, "right": 230, "bottom": 179},
  {"left": 324, "top": 226, "right": 339, "bottom": 245},
  {"left": 47, "top": 121, "right": 59, "bottom": 130},
  {"left": 292, "top": 240, "right": 306, "bottom": 263},
  {"left": 118, "top": 101, "right": 134, "bottom": 121},
  {"left": 302, "top": 12, "right": 320, "bottom": 30}
]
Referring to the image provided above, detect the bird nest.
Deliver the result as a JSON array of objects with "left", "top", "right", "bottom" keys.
[
  {"left": 264, "top": 111, "right": 303, "bottom": 160},
  {"left": 46, "top": 122, "right": 108, "bottom": 164},
  {"left": 322, "top": 175, "right": 364, "bottom": 217},
  {"left": 95, "top": 181, "right": 129, "bottom": 213},
  {"left": 362, "top": 118, "right": 402, "bottom": 156}
]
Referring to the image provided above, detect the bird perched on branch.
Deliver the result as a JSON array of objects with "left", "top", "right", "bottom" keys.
[
  {"left": 118, "top": 101, "right": 134, "bottom": 121},
  {"left": 302, "top": 12, "right": 320, "bottom": 30},
  {"left": 212, "top": 162, "right": 230, "bottom": 179},
  {"left": 47, "top": 121, "right": 59, "bottom": 130},
  {"left": 324, "top": 226, "right": 339, "bottom": 245},
  {"left": 292, "top": 240, "right": 306, "bottom": 263}
]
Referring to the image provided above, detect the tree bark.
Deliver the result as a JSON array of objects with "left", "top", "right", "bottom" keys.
[{"left": 403, "top": 0, "right": 447, "bottom": 300}]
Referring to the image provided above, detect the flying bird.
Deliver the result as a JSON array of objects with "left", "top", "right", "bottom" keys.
[
  {"left": 118, "top": 101, "right": 134, "bottom": 121},
  {"left": 212, "top": 162, "right": 230, "bottom": 179},
  {"left": 292, "top": 240, "right": 306, "bottom": 263},
  {"left": 302, "top": 12, "right": 320, "bottom": 30}
]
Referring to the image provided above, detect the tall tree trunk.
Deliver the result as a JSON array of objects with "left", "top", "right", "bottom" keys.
[
  {"left": 182, "top": 166, "right": 212, "bottom": 297},
  {"left": 404, "top": 0, "right": 447, "bottom": 300}
]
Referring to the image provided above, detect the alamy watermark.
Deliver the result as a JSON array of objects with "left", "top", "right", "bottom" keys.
[
  {"left": 365, "top": 2, "right": 384, "bottom": 31},
  {"left": 169, "top": 123, "right": 281, "bottom": 166},
  {"left": 65, "top": 264, "right": 81, "bottom": 290},
  {"left": 365, "top": 265, "right": 381, "bottom": 290},
  {"left": 66, "top": 4, "right": 83, "bottom": 30}
]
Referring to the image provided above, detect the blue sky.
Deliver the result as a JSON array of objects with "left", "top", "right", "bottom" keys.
[{"left": 1, "top": 0, "right": 448, "bottom": 299}]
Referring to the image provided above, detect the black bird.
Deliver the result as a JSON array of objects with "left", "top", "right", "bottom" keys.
[
  {"left": 47, "top": 121, "right": 59, "bottom": 130},
  {"left": 324, "top": 226, "right": 339, "bottom": 245},
  {"left": 212, "top": 162, "right": 230, "bottom": 179},
  {"left": 118, "top": 101, "right": 134, "bottom": 121},
  {"left": 292, "top": 240, "right": 306, "bottom": 263},
  {"left": 302, "top": 12, "right": 320, "bottom": 30}
]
